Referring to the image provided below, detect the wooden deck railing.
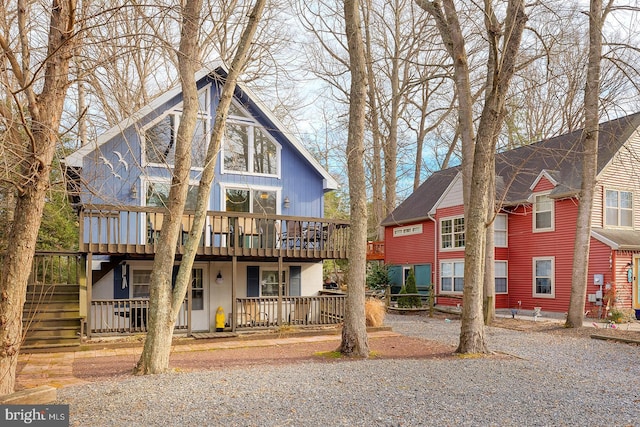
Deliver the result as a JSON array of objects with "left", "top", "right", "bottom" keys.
[
  {"left": 366, "top": 241, "right": 385, "bottom": 260},
  {"left": 235, "top": 295, "right": 346, "bottom": 328},
  {"left": 79, "top": 205, "right": 350, "bottom": 259},
  {"left": 89, "top": 298, "right": 188, "bottom": 334}
]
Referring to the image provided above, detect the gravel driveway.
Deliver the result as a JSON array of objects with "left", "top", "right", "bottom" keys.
[{"left": 57, "top": 314, "right": 640, "bottom": 426}]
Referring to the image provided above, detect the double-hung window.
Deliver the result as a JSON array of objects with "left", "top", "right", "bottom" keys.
[
  {"left": 533, "top": 193, "right": 554, "bottom": 232},
  {"left": 605, "top": 189, "right": 633, "bottom": 227},
  {"left": 261, "top": 269, "right": 286, "bottom": 296},
  {"left": 495, "top": 261, "right": 508, "bottom": 294},
  {"left": 132, "top": 270, "right": 152, "bottom": 298},
  {"left": 494, "top": 214, "right": 508, "bottom": 247},
  {"left": 441, "top": 217, "right": 465, "bottom": 249},
  {"left": 440, "top": 261, "right": 464, "bottom": 293},
  {"left": 223, "top": 103, "right": 280, "bottom": 176},
  {"left": 533, "top": 257, "right": 554, "bottom": 297},
  {"left": 143, "top": 87, "right": 211, "bottom": 169}
]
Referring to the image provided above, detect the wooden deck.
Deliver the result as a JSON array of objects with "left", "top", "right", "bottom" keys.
[{"left": 79, "top": 205, "right": 350, "bottom": 259}]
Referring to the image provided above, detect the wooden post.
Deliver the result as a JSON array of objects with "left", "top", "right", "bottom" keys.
[
  {"left": 385, "top": 285, "right": 391, "bottom": 307},
  {"left": 231, "top": 256, "right": 237, "bottom": 331},
  {"left": 277, "top": 256, "right": 283, "bottom": 326},
  {"left": 429, "top": 282, "right": 434, "bottom": 318},
  {"left": 86, "top": 252, "right": 92, "bottom": 338}
]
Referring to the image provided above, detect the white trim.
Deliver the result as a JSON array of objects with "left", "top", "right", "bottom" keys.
[
  {"left": 141, "top": 176, "right": 205, "bottom": 207},
  {"left": 439, "top": 259, "right": 464, "bottom": 295},
  {"left": 529, "top": 169, "right": 559, "bottom": 191},
  {"left": 393, "top": 224, "right": 423, "bottom": 237},
  {"left": 495, "top": 260, "right": 508, "bottom": 294},
  {"left": 65, "top": 62, "right": 337, "bottom": 190},
  {"left": 219, "top": 183, "right": 282, "bottom": 215},
  {"left": 220, "top": 100, "right": 281, "bottom": 179},
  {"left": 532, "top": 192, "right": 554, "bottom": 233},
  {"left": 604, "top": 188, "right": 634, "bottom": 229},
  {"left": 590, "top": 230, "right": 620, "bottom": 250},
  {"left": 494, "top": 213, "right": 508, "bottom": 247},
  {"left": 439, "top": 215, "right": 465, "bottom": 251},
  {"left": 429, "top": 171, "right": 462, "bottom": 215},
  {"left": 532, "top": 256, "right": 555, "bottom": 298}
]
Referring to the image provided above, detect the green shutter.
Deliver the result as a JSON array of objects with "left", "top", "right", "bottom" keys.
[
  {"left": 414, "top": 264, "right": 432, "bottom": 295},
  {"left": 388, "top": 265, "right": 402, "bottom": 294}
]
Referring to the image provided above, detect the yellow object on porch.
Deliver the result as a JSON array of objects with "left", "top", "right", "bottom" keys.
[{"left": 215, "top": 306, "right": 225, "bottom": 332}]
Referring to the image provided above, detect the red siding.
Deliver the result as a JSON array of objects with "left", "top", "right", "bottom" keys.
[
  {"left": 507, "top": 198, "right": 579, "bottom": 312},
  {"left": 533, "top": 177, "right": 555, "bottom": 193},
  {"left": 384, "top": 220, "right": 436, "bottom": 266},
  {"left": 382, "top": 177, "right": 639, "bottom": 314}
]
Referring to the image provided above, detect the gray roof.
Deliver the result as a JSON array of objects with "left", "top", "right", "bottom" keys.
[
  {"left": 592, "top": 228, "right": 640, "bottom": 251},
  {"left": 381, "top": 112, "right": 640, "bottom": 227}
]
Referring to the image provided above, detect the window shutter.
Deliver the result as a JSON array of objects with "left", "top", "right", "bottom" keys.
[
  {"left": 414, "top": 264, "right": 432, "bottom": 295},
  {"left": 387, "top": 265, "right": 402, "bottom": 294},
  {"left": 113, "top": 264, "right": 129, "bottom": 299},
  {"left": 247, "top": 266, "right": 260, "bottom": 297},
  {"left": 289, "top": 266, "right": 301, "bottom": 296}
]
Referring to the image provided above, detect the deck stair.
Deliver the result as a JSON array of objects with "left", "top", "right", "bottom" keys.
[{"left": 22, "top": 283, "right": 82, "bottom": 351}]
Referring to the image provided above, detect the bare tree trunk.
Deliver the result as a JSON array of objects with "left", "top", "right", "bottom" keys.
[
  {"left": 566, "top": 0, "right": 610, "bottom": 328},
  {"left": 363, "top": 0, "right": 384, "bottom": 240},
  {"left": 0, "top": 0, "right": 77, "bottom": 396},
  {"left": 416, "top": 0, "right": 476, "bottom": 211},
  {"left": 340, "top": 0, "right": 369, "bottom": 357},
  {"left": 134, "top": 0, "right": 266, "bottom": 374},
  {"left": 134, "top": 0, "right": 203, "bottom": 375},
  {"left": 418, "top": 0, "right": 527, "bottom": 354},
  {"left": 483, "top": 165, "right": 496, "bottom": 326}
]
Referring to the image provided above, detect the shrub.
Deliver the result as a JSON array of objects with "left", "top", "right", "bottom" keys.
[
  {"left": 397, "top": 284, "right": 409, "bottom": 308},
  {"left": 365, "top": 298, "right": 386, "bottom": 327},
  {"left": 366, "top": 263, "right": 389, "bottom": 290},
  {"left": 398, "top": 270, "right": 422, "bottom": 308}
]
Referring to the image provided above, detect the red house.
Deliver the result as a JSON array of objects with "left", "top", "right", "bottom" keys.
[{"left": 381, "top": 113, "right": 640, "bottom": 318}]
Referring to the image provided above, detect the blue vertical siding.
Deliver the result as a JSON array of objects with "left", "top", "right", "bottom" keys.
[{"left": 78, "top": 72, "right": 329, "bottom": 222}]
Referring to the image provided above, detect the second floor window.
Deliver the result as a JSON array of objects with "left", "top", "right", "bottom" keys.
[
  {"left": 146, "top": 181, "right": 199, "bottom": 211},
  {"left": 441, "top": 217, "right": 465, "bottom": 249},
  {"left": 534, "top": 193, "right": 554, "bottom": 232},
  {"left": 605, "top": 189, "right": 633, "bottom": 227},
  {"left": 494, "top": 214, "right": 507, "bottom": 247},
  {"left": 223, "top": 103, "right": 279, "bottom": 176},
  {"left": 144, "top": 88, "right": 211, "bottom": 169}
]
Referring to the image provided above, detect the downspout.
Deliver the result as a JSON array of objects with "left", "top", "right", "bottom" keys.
[{"left": 428, "top": 213, "right": 437, "bottom": 306}]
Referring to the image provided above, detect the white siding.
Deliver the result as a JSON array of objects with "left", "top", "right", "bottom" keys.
[{"left": 439, "top": 175, "right": 464, "bottom": 209}]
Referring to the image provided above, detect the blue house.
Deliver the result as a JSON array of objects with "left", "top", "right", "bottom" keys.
[{"left": 64, "top": 63, "right": 349, "bottom": 336}]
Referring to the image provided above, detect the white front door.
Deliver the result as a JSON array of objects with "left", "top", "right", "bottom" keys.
[{"left": 190, "top": 268, "right": 209, "bottom": 331}]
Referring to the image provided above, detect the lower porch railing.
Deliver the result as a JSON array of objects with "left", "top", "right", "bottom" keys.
[
  {"left": 234, "top": 295, "right": 346, "bottom": 329},
  {"left": 90, "top": 299, "right": 188, "bottom": 334}
]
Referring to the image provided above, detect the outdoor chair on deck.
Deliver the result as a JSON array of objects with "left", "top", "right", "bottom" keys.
[
  {"left": 147, "top": 213, "right": 164, "bottom": 244},
  {"left": 288, "top": 300, "right": 311, "bottom": 325},
  {"left": 237, "top": 300, "right": 269, "bottom": 327}
]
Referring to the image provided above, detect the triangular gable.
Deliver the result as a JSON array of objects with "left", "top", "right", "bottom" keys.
[
  {"left": 65, "top": 61, "right": 337, "bottom": 190},
  {"left": 596, "top": 124, "right": 640, "bottom": 184},
  {"left": 431, "top": 171, "right": 463, "bottom": 214},
  {"left": 529, "top": 169, "right": 558, "bottom": 193}
]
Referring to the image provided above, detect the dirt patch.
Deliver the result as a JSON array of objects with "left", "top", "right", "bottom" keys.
[
  {"left": 72, "top": 336, "right": 458, "bottom": 382},
  {"left": 65, "top": 314, "right": 639, "bottom": 385}
]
